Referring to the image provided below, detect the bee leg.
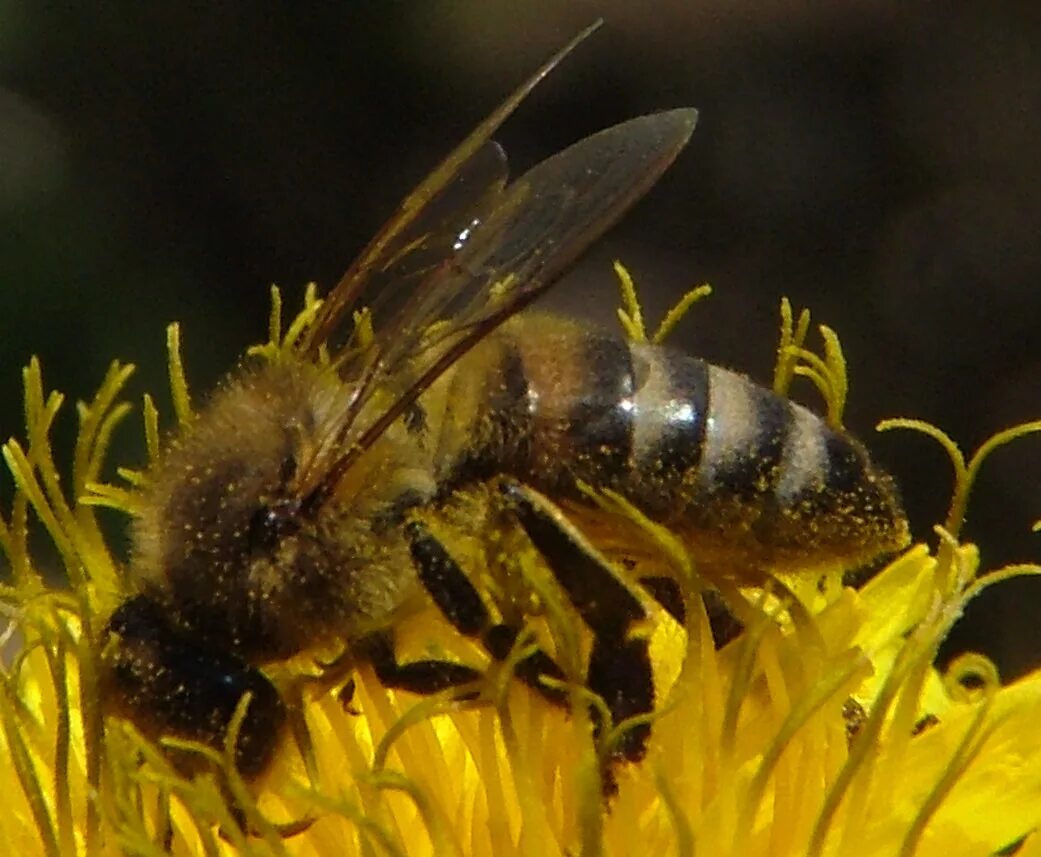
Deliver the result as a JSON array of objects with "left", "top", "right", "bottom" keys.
[
  {"left": 702, "top": 589, "right": 745, "bottom": 648},
  {"left": 637, "top": 575, "right": 685, "bottom": 623},
  {"left": 498, "top": 479, "right": 655, "bottom": 769},
  {"left": 482, "top": 623, "right": 569, "bottom": 707},
  {"left": 360, "top": 629, "right": 484, "bottom": 697},
  {"left": 403, "top": 519, "right": 569, "bottom": 707},
  {"left": 338, "top": 677, "right": 360, "bottom": 713},
  {"left": 638, "top": 576, "right": 744, "bottom": 648}
]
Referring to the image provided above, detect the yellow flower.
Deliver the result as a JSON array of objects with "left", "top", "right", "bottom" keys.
[{"left": 2, "top": 278, "right": 1041, "bottom": 856}]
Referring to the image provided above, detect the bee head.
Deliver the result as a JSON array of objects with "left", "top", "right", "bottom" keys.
[{"left": 131, "top": 362, "right": 347, "bottom": 659}]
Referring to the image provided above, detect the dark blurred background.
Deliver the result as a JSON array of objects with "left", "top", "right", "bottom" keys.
[{"left": 2, "top": 2, "right": 1040, "bottom": 675}]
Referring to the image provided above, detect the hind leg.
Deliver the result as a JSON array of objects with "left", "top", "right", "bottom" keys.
[{"left": 497, "top": 478, "right": 656, "bottom": 769}]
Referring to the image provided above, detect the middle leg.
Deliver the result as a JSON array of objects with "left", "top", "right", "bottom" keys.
[{"left": 356, "top": 519, "right": 568, "bottom": 705}]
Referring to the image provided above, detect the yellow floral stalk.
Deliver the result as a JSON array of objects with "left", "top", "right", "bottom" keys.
[{"left": 3, "top": 273, "right": 1041, "bottom": 857}]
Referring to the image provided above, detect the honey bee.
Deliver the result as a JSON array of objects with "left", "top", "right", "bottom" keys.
[{"left": 101, "top": 24, "right": 909, "bottom": 795}]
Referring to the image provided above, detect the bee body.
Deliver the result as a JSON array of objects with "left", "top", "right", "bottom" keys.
[
  {"left": 113, "top": 309, "right": 907, "bottom": 783},
  {"left": 100, "top": 28, "right": 909, "bottom": 804}
]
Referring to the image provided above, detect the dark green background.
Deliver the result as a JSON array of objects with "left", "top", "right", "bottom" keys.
[{"left": 2, "top": 3, "right": 1040, "bottom": 675}]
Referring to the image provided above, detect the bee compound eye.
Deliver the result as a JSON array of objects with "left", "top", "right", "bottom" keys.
[
  {"left": 247, "top": 498, "right": 301, "bottom": 554},
  {"left": 104, "top": 594, "right": 286, "bottom": 779}
]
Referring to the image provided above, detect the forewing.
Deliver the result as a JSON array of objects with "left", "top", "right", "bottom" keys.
[
  {"left": 379, "top": 108, "right": 700, "bottom": 378},
  {"left": 298, "top": 108, "right": 698, "bottom": 500},
  {"left": 319, "top": 139, "right": 509, "bottom": 353},
  {"left": 299, "top": 21, "right": 601, "bottom": 356}
]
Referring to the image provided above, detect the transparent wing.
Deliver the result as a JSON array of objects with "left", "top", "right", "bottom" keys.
[
  {"left": 296, "top": 108, "right": 698, "bottom": 501},
  {"left": 298, "top": 22, "right": 601, "bottom": 357},
  {"left": 310, "top": 139, "right": 509, "bottom": 356},
  {"left": 379, "top": 109, "right": 699, "bottom": 377}
]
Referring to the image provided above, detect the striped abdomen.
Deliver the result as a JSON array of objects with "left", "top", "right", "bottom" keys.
[{"left": 435, "top": 314, "right": 909, "bottom": 576}]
